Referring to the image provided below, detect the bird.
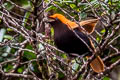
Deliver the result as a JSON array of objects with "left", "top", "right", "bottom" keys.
[{"left": 47, "top": 13, "right": 104, "bottom": 73}]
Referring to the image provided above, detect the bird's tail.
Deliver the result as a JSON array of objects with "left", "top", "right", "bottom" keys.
[{"left": 87, "top": 56, "right": 104, "bottom": 73}]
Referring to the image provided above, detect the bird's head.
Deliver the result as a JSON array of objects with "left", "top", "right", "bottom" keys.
[
  {"left": 46, "top": 14, "right": 78, "bottom": 30},
  {"left": 46, "top": 14, "right": 69, "bottom": 24}
]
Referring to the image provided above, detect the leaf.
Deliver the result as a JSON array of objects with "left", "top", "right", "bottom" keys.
[
  {"left": 79, "top": 12, "right": 87, "bottom": 19},
  {"left": 96, "top": 35, "right": 101, "bottom": 42},
  {"left": 2, "top": 46, "right": 11, "bottom": 57},
  {"left": 58, "top": 72, "right": 65, "bottom": 79},
  {"left": 23, "top": 44, "right": 36, "bottom": 60},
  {"left": 18, "top": 35, "right": 25, "bottom": 42},
  {"left": 51, "top": 27, "right": 54, "bottom": 37},
  {"left": 103, "top": 76, "right": 110, "bottom": 80},
  {"left": 30, "top": 62, "right": 39, "bottom": 73},
  {"left": 7, "top": 28, "right": 13, "bottom": 31},
  {"left": 22, "top": 11, "right": 31, "bottom": 27},
  {"left": 70, "top": 4, "right": 76, "bottom": 9},
  {"left": 101, "top": 29, "right": 106, "bottom": 34},
  {"left": 4, "top": 2, "right": 14, "bottom": 10},
  {"left": 72, "top": 61, "right": 79, "bottom": 73},
  {"left": 38, "top": 43, "right": 44, "bottom": 50},
  {"left": 4, "top": 64, "right": 13, "bottom": 72},
  {"left": 24, "top": 51, "right": 36, "bottom": 60},
  {"left": 2, "top": 53, "right": 8, "bottom": 57},
  {"left": 0, "top": 28, "right": 6, "bottom": 42},
  {"left": 0, "top": 57, "right": 3, "bottom": 62},
  {"left": 17, "top": 67, "right": 24, "bottom": 73},
  {"left": 45, "top": 5, "right": 57, "bottom": 12},
  {"left": 4, "top": 35, "right": 13, "bottom": 40}
]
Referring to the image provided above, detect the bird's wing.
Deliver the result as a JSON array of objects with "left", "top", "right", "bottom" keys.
[
  {"left": 66, "top": 19, "right": 98, "bottom": 34},
  {"left": 79, "top": 19, "right": 98, "bottom": 34}
]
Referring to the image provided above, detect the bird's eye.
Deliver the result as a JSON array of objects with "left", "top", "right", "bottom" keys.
[{"left": 55, "top": 18, "right": 58, "bottom": 20}]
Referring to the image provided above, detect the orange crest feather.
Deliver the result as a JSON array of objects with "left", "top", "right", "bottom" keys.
[{"left": 49, "top": 14, "right": 78, "bottom": 29}]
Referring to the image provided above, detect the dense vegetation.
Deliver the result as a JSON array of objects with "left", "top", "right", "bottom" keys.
[{"left": 0, "top": 0, "right": 120, "bottom": 80}]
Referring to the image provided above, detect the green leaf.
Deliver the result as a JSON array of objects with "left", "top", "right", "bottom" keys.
[
  {"left": 2, "top": 53, "right": 8, "bottom": 57},
  {"left": 70, "top": 4, "right": 76, "bottom": 9},
  {"left": 22, "top": 12, "right": 31, "bottom": 27},
  {"left": 101, "top": 29, "right": 106, "bottom": 34},
  {"left": 51, "top": 27, "right": 54, "bottom": 37},
  {"left": 17, "top": 67, "right": 24, "bottom": 73},
  {"left": 38, "top": 44, "right": 44, "bottom": 50},
  {"left": 103, "top": 76, "right": 110, "bottom": 80},
  {"left": 79, "top": 12, "right": 87, "bottom": 19},
  {"left": 96, "top": 35, "right": 101, "bottom": 42},
  {"left": 45, "top": 5, "right": 57, "bottom": 12},
  {"left": 4, "top": 35, "right": 13, "bottom": 40},
  {"left": 18, "top": 35, "right": 25, "bottom": 42},
  {"left": 23, "top": 44, "right": 36, "bottom": 60},
  {"left": 72, "top": 62, "right": 79, "bottom": 72},
  {"left": 110, "top": 56, "right": 120, "bottom": 63},
  {"left": 1, "top": 46, "right": 11, "bottom": 57},
  {"left": 5, "top": 46, "right": 11, "bottom": 54},
  {"left": 7, "top": 28, "right": 14, "bottom": 31},
  {"left": 0, "top": 28, "right": 6, "bottom": 42},
  {"left": 0, "top": 57, "right": 3, "bottom": 62},
  {"left": 24, "top": 51, "right": 36, "bottom": 60},
  {"left": 4, "top": 2, "right": 14, "bottom": 10},
  {"left": 58, "top": 72, "right": 65, "bottom": 79},
  {"left": 4, "top": 64, "right": 13, "bottom": 72},
  {"left": 30, "top": 62, "right": 39, "bottom": 73}
]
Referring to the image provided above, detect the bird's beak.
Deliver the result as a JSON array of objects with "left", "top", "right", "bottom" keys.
[{"left": 43, "top": 17, "right": 55, "bottom": 23}]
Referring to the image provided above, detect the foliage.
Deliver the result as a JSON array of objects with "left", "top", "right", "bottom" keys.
[{"left": 0, "top": 0, "right": 120, "bottom": 80}]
